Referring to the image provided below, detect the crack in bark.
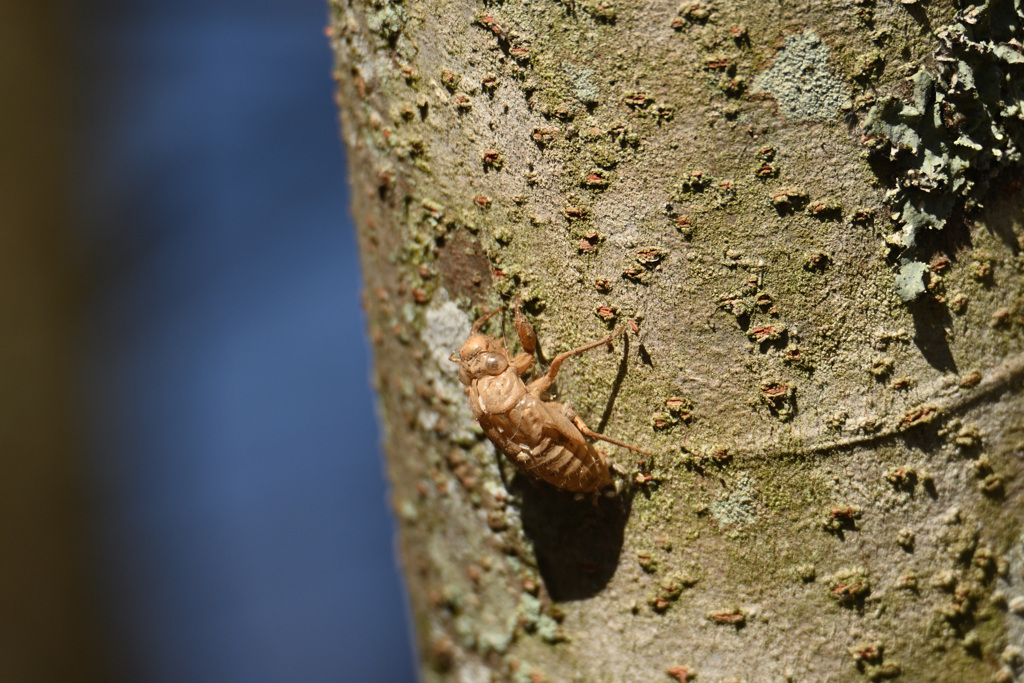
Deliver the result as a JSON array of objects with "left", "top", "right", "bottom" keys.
[{"left": 750, "top": 351, "right": 1024, "bottom": 458}]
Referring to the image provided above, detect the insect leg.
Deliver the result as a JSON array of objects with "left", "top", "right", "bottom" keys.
[
  {"left": 471, "top": 306, "right": 501, "bottom": 334},
  {"left": 510, "top": 352, "right": 534, "bottom": 375},
  {"left": 527, "top": 327, "right": 625, "bottom": 395},
  {"left": 509, "top": 299, "right": 537, "bottom": 375},
  {"left": 512, "top": 299, "right": 537, "bottom": 354},
  {"left": 570, "top": 412, "right": 651, "bottom": 457}
]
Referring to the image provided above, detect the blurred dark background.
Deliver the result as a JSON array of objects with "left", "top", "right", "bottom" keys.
[{"left": 1, "top": 0, "right": 416, "bottom": 681}]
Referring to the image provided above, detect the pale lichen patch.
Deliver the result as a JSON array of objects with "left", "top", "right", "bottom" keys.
[
  {"left": 562, "top": 61, "right": 600, "bottom": 106},
  {"left": 709, "top": 474, "right": 759, "bottom": 527},
  {"left": 751, "top": 32, "right": 850, "bottom": 121},
  {"left": 423, "top": 289, "right": 473, "bottom": 373},
  {"left": 422, "top": 289, "right": 478, "bottom": 443}
]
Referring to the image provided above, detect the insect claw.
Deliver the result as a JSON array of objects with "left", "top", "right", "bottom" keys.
[{"left": 448, "top": 351, "right": 460, "bottom": 362}]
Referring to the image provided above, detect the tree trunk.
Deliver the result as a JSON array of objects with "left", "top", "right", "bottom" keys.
[{"left": 329, "top": 0, "right": 1024, "bottom": 680}]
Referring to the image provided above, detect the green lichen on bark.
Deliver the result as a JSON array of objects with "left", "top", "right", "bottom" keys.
[
  {"left": 330, "top": 0, "right": 1024, "bottom": 679},
  {"left": 861, "top": 0, "right": 1024, "bottom": 300}
]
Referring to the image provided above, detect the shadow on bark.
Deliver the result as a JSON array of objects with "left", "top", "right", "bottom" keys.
[
  {"left": 598, "top": 331, "right": 631, "bottom": 432},
  {"left": 908, "top": 300, "right": 959, "bottom": 374},
  {"left": 518, "top": 485, "right": 632, "bottom": 601}
]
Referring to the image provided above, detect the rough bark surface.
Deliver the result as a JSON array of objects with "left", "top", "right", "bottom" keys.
[{"left": 329, "top": 0, "right": 1024, "bottom": 680}]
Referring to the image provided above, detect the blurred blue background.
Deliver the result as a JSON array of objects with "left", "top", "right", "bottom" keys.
[{"left": 70, "top": 0, "right": 417, "bottom": 681}]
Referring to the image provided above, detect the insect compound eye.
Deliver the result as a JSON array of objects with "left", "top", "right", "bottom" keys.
[{"left": 480, "top": 353, "right": 507, "bottom": 375}]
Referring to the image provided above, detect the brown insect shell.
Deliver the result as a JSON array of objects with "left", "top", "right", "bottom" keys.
[{"left": 455, "top": 331, "right": 611, "bottom": 493}]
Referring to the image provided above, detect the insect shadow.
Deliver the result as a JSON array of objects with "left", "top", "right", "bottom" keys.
[
  {"left": 517, "top": 482, "right": 633, "bottom": 601},
  {"left": 513, "top": 334, "right": 636, "bottom": 601}
]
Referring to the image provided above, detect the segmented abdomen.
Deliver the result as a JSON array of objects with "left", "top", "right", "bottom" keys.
[
  {"left": 480, "top": 410, "right": 610, "bottom": 493},
  {"left": 516, "top": 439, "right": 608, "bottom": 493}
]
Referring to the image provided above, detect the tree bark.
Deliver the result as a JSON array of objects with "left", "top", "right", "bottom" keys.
[{"left": 329, "top": 0, "right": 1024, "bottom": 680}]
